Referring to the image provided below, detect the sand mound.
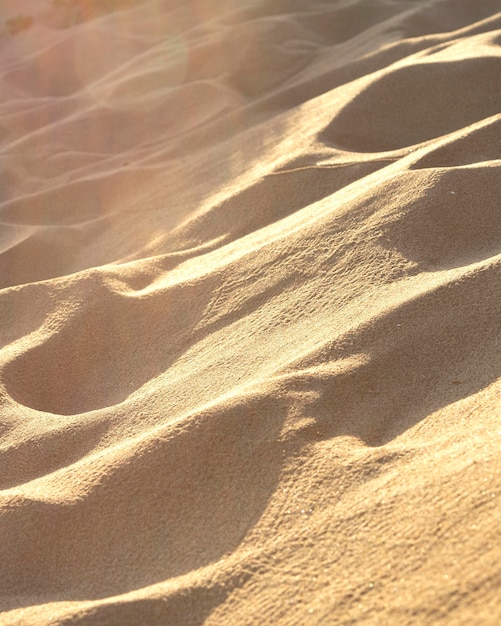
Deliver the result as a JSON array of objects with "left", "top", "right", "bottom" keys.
[{"left": 0, "top": 0, "right": 500, "bottom": 624}]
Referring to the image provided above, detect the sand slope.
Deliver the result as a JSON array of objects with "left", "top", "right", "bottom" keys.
[{"left": 0, "top": 0, "right": 500, "bottom": 624}]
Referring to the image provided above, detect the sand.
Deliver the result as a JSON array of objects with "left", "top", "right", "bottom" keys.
[{"left": 0, "top": 0, "right": 500, "bottom": 623}]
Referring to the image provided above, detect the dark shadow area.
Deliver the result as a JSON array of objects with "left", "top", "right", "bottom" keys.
[{"left": 318, "top": 57, "right": 501, "bottom": 152}]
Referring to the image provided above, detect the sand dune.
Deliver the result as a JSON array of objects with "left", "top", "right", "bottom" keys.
[{"left": 0, "top": 0, "right": 500, "bottom": 624}]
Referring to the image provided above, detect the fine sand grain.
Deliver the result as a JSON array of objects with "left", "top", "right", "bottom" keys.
[{"left": 0, "top": 0, "right": 500, "bottom": 624}]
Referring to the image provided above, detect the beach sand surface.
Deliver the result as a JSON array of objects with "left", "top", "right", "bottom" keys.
[{"left": 0, "top": 0, "right": 500, "bottom": 623}]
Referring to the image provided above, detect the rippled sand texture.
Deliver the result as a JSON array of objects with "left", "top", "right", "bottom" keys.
[{"left": 1, "top": 0, "right": 500, "bottom": 624}]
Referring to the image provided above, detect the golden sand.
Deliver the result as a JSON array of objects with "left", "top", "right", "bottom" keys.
[{"left": 0, "top": 0, "right": 500, "bottom": 623}]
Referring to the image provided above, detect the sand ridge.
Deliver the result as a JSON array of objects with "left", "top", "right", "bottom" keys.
[{"left": 0, "top": 0, "right": 500, "bottom": 624}]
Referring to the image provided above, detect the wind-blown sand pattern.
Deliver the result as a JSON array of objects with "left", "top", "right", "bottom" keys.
[{"left": 1, "top": 0, "right": 500, "bottom": 624}]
